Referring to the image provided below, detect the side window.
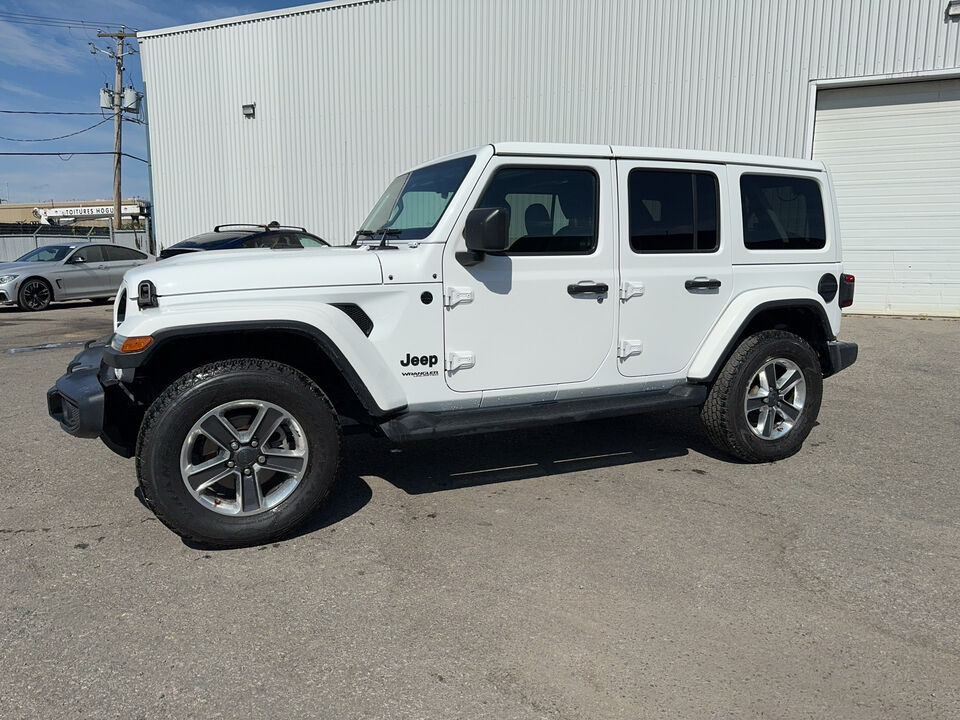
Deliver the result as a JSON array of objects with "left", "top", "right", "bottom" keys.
[
  {"left": 297, "top": 234, "right": 327, "bottom": 248},
  {"left": 274, "top": 233, "right": 301, "bottom": 248},
  {"left": 104, "top": 246, "right": 147, "bottom": 261},
  {"left": 740, "top": 174, "right": 826, "bottom": 250},
  {"left": 628, "top": 170, "right": 719, "bottom": 253},
  {"left": 241, "top": 234, "right": 279, "bottom": 249},
  {"left": 71, "top": 246, "right": 105, "bottom": 263},
  {"left": 475, "top": 167, "right": 598, "bottom": 255}
]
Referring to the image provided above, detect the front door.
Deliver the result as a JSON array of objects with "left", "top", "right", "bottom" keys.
[
  {"left": 442, "top": 157, "right": 616, "bottom": 392},
  {"left": 616, "top": 161, "right": 733, "bottom": 377},
  {"left": 55, "top": 245, "right": 110, "bottom": 299}
]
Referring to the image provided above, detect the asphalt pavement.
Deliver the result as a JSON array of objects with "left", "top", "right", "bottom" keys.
[{"left": 1, "top": 301, "right": 958, "bottom": 719}]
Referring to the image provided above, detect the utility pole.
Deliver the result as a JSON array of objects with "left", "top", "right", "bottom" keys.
[{"left": 92, "top": 28, "right": 137, "bottom": 230}]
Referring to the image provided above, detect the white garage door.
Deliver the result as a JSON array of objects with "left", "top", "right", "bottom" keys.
[{"left": 813, "top": 78, "right": 960, "bottom": 316}]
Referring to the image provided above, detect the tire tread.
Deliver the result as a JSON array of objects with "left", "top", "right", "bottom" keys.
[
  {"left": 136, "top": 358, "right": 340, "bottom": 547},
  {"left": 701, "top": 330, "right": 819, "bottom": 463}
]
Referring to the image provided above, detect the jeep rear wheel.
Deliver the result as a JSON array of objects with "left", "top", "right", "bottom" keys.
[
  {"left": 701, "top": 330, "right": 823, "bottom": 463},
  {"left": 136, "top": 358, "right": 341, "bottom": 547}
]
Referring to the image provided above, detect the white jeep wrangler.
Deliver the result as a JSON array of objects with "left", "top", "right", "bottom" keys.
[{"left": 48, "top": 143, "right": 857, "bottom": 547}]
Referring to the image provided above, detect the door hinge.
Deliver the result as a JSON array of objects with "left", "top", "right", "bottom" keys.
[
  {"left": 443, "top": 286, "right": 474, "bottom": 308},
  {"left": 620, "top": 281, "right": 644, "bottom": 301},
  {"left": 618, "top": 340, "right": 643, "bottom": 359},
  {"left": 446, "top": 351, "right": 476, "bottom": 372}
]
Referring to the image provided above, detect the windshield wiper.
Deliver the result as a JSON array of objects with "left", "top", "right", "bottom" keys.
[{"left": 351, "top": 227, "right": 401, "bottom": 248}]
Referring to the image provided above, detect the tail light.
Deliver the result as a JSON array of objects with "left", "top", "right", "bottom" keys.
[{"left": 839, "top": 273, "right": 855, "bottom": 308}]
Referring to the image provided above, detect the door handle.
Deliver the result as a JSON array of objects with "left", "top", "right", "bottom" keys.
[
  {"left": 567, "top": 282, "right": 609, "bottom": 296},
  {"left": 685, "top": 277, "right": 722, "bottom": 291}
]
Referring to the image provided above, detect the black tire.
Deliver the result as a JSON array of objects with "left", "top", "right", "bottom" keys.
[
  {"left": 136, "top": 358, "right": 341, "bottom": 547},
  {"left": 701, "top": 330, "right": 823, "bottom": 463},
  {"left": 17, "top": 277, "right": 52, "bottom": 311}
]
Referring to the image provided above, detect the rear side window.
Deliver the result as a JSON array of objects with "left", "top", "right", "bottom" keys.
[
  {"left": 104, "top": 246, "right": 147, "bottom": 261},
  {"left": 476, "top": 167, "right": 598, "bottom": 255},
  {"left": 740, "top": 175, "right": 826, "bottom": 250},
  {"left": 628, "top": 170, "right": 719, "bottom": 253}
]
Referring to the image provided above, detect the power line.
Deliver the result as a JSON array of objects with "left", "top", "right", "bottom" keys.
[
  {"left": 0, "top": 115, "right": 116, "bottom": 142},
  {"left": 0, "top": 151, "right": 149, "bottom": 163},
  {"left": 0, "top": 11, "right": 132, "bottom": 30},
  {"left": 0, "top": 110, "right": 103, "bottom": 116}
]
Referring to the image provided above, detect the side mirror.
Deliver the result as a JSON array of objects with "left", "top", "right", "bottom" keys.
[
  {"left": 68, "top": 255, "right": 85, "bottom": 264},
  {"left": 463, "top": 207, "right": 509, "bottom": 254}
]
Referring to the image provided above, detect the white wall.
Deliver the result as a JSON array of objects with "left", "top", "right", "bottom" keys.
[{"left": 139, "top": 0, "right": 960, "bottom": 249}]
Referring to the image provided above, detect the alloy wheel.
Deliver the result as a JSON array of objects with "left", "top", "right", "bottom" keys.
[
  {"left": 179, "top": 399, "right": 309, "bottom": 516},
  {"left": 743, "top": 358, "right": 806, "bottom": 440},
  {"left": 20, "top": 280, "right": 51, "bottom": 310}
]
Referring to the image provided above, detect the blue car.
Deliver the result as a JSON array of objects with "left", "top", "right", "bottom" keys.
[{"left": 159, "top": 224, "right": 328, "bottom": 259}]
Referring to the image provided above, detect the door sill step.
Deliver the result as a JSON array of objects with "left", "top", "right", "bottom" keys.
[{"left": 379, "top": 384, "right": 706, "bottom": 442}]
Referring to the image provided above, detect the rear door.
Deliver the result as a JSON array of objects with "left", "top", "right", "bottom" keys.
[
  {"left": 103, "top": 245, "right": 148, "bottom": 290},
  {"left": 616, "top": 161, "right": 733, "bottom": 377},
  {"left": 442, "top": 156, "right": 617, "bottom": 392}
]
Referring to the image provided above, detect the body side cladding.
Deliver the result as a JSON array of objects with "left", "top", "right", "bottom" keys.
[{"left": 104, "top": 320, "right": 405, "bottom": 420}]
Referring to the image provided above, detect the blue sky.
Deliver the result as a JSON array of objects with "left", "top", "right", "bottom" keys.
[{"left": 0, "top": 1, "right": 311, "bottom": 204}]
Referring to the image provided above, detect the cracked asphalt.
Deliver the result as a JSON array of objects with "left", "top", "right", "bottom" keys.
[{"left": 1, "top": 302, "right": 959, "bottom": 719}]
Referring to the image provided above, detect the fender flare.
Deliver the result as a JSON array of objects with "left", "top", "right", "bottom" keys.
[
  {"left": 688, "top": 292, "right": 835, "bottom": 382},
  {"left": 106, "top": 310, "right": 407, "bottom": 418}
]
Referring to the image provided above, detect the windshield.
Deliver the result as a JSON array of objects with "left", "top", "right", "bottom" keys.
[
  {"left": 358, "top": 155, "right": 476, "bottom": 241},
  {"left": 16, "top": 245, "right": 75, "bottom": 262}
]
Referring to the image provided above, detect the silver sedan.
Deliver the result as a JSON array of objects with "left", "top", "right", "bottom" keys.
[{"left": 0, "top": 242, "right": 154, "bottom": 311}]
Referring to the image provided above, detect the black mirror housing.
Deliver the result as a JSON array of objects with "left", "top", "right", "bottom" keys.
[{"left": 463, "top": 207, "right": 509, "bottom": 253}]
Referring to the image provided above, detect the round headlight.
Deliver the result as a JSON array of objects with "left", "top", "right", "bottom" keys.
[{"left": 0, "top": 275, "right": 18, "bottom": 284}]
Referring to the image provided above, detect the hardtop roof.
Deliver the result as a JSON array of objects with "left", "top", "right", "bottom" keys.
[{"left": 491, "top": 142, "right": 825, "bottom": 171}]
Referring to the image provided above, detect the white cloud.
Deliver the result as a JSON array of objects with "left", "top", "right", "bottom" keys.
[
  {"left": 0, "top": 79, "right": 50, "bottom": 101},
  {"left": 0, "top": 20, "right": 79, "bottom": 74}
]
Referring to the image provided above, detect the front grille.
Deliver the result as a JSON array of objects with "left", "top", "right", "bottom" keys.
[
  {"left": 331, "top": 303, "right": 374, "bottom": 336},
  {"left": 116, "top": 289, "right": 127, "bottom": 325}
]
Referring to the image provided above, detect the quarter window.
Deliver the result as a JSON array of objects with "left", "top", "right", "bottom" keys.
[
  {"left": 628, "top": 170, "right": 719, "bottom": 253},
  {"left": 740, "top": 175, "right": 826, "bottom": 250},
  {"left": 475, "top": 167, "right": 598, "bottom": 254},
  {"left": 104, "top": 246, "right": 147, "bottom": 261}
]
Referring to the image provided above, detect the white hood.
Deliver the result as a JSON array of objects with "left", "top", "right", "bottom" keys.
[{"left": 122, "top": 247, "right": 383, "bottom": 296}]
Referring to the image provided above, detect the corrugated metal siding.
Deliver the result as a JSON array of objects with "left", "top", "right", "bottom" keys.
[{"left": 138, "top": 0, "right": 960, "bottom": 248}]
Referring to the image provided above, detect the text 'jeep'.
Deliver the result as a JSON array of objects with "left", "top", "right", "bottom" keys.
[{"left": 48, "top": 143, "right": 858, "bottom": 546}]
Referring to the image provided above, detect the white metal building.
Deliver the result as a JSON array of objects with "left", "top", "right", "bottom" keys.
[{"left": 138, "top": 0, "right": 960, "bottom": 315}]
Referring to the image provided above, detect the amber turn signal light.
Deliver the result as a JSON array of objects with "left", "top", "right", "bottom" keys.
[{"left": 120, "top": 336, "right": 153, "bottom": 353}]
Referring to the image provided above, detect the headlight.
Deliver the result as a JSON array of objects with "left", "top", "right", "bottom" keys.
[
  {"left": 110, "top": 334, "right": 153, "bottom": 353},
  {"left": 0, "top": 275, "right": 18, "bottom": 284}
]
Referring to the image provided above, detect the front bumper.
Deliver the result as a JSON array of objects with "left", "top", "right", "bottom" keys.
[
  {"left": 826, "top": 340, "right": 858, "bottom": 376},
  {"left": 47, "top": 336, "right": 138, "bottom": 457},
  {"left": 47, "top": 337, "right": 111, "bottom": 438},
  {"left": 0, "top": 280, "right": 16, "bottom": 305}
]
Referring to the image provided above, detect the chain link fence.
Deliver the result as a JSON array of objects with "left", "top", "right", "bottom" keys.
[{"left": 0, "top": 229, "right": 152, "bottom": 263}]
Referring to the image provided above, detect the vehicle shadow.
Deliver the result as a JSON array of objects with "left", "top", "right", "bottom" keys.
[
  {"left": 151, "top": 474, "right": 375, "bottom": 550},
  {"left": 338, "top": 407, "right": 731, "bottom": 496},
  {"left": 173, "top": 407, "right": 736, "bottom": 549}
]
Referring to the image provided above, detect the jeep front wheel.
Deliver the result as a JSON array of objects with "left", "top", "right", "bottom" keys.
[
  {"left": 701, "top": 330, "right": 823, "bottom": 463},
  {"left": 136, "top": 359, "right": 341, "bottom": 547}
]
